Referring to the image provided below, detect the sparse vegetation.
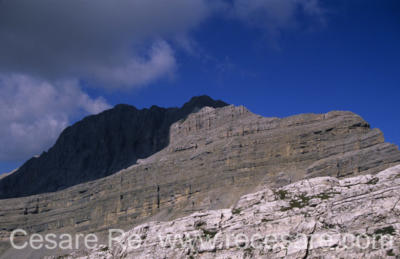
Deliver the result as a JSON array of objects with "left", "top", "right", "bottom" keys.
[
  {"left": 203, "top": 229, "right": 218, "bottom": 238},
  {"left": 281, "top": 191, "right": 342, "bottom": 211},
  {"left": 100, "top": 246, "right": 109, "bottom": 252},
  {"left": 280, "top": 193, "right": 310, "bottom": 211},
  {"left": 366, "top": 177, "right": 379, "bottom": 185},
  {"left": 369, "top": 225, "right": 396, "bottom": 241},
  {"left": 194, "top": 220, "right": 206, "bottom": 228},
  {"left": 275, "top": 189, "right": 288, "bottom": 200},
  {"left": 314, "top": 191, "right": 341, "bottom": 200},
  {"left": 374, "top": 226, "right": 396, "bottom": 236},
  {"left": 322, "top": 223, "right": 335, "bottom": 229},
  {"left": 232, "top": 208, "right": 241, "bottom": 215},
  {"left": 244, "top": 247, "right": 254, "bottom": 257},
  {"left": 387, "top": 249, "right": 395, "bottom": 256}
]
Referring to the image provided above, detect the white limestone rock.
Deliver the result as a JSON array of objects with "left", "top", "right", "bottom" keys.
[{"left": 63, "top": 165, "right": 400, "bottom": 258}]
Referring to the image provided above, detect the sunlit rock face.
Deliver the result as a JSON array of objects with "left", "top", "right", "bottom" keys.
[
  {"left": 0, "top": 97, "right": 399, "bottom": 258},
  {"left": 64, "top": 165, "right": 400, "bottom": 259}
]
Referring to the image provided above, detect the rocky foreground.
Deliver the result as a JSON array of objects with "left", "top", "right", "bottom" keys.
[{"left": 66, "top": 165, "right": 400, "bottom": 259}]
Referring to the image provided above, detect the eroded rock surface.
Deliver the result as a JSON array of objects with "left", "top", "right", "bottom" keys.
[
  {"left": 0, "top": 103, "right": 399, "bottom": 257},
  {"left": 68, "top": 165, "right": 400, "bottom": 259}
]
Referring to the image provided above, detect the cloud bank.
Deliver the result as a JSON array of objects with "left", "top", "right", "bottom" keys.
[
  {"left": 0, "top": 0, "right": 210, "bottom": 88},
  {"left": 0, "top": 74, "right": 110, "bottom": 162},
  {"left": 0, "top": 0, "right": 325, "bottom": 164},
  {"left": 0, "top": 0, "right": 324, "bottom": 88}
]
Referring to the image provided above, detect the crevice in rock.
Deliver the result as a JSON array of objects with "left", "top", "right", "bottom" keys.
[{"left": 157, "top": 185, "right": 160, "bottom": 209}]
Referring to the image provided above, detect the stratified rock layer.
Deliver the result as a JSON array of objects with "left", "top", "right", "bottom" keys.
[
  {"left": 0, "top": 96, "right": 228, "bottom": 198},
  {"left": 0, "top": 105, "right": 399, "bottom": 258},
  {"left": 66, "top": 165, "right": 400, "bottom": 259}
]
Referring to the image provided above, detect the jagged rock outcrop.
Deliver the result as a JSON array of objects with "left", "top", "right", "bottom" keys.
[
  {"left": 66, "top": 165, "right": 400, "bottom": 259},
  {"left": 0, "top": 96, "right": 228, "bottom": 198},
  {"left": 0, "top": 102, "right": 399, "bottom": 258}
]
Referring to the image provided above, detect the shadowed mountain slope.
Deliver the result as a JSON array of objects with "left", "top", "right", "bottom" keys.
[{"left": 0, "top": 96, "right": 228, "bottom": 199}]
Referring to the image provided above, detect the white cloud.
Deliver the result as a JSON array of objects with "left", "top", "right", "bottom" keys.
[
  {"left": 0, "top": 0, "right": 210, "bottom": 89},
  {"left": 0, "top": 74, "right": 111, "bottom": 162},
  {"left": 89, "top": 40, "right": 176, "bottom": 89},
  {"left": 228, "top": 0, "right": 324, "bottom": 38},
  {"left": 0, "top": 0, "right": 324, "bottom": 88}
]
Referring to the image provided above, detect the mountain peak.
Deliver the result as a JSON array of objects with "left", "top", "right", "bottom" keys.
[
  {"left": 0, "top": 96, "right": 229, "bottom": 199},
  {"left": 113, "top": 103, "right": 137, "bottom": 110},
  {"left": 182, "top": 95, "right": 227, "bottom": 110}
]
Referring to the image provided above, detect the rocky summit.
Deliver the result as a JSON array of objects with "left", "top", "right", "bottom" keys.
[
  {"left": 0, "top": 95, "right": 228, "bottom": 198},
  {"left": 0, "top": 96, "right": 399, "bottom": 258}
]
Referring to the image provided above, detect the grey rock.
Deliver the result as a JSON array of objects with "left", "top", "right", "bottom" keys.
[
  {"left": 65, "top": 165, "right": 400, "bottom": 259},
  {"left": 0, "top": 95, "right": 228, "bottom": 198},
  {"left": 0, "top": 103, "right": 399, "bottom": 258}
]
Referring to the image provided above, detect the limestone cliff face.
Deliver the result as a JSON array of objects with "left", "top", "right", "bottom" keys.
[
  {"left": 0, "top": 103, "right": 399, "bottom": 257},
  {"left": 0, "top": 96, "right": 228, "bottom": 198},
  {"left": 68, "top": 165, "right": 400, "bottom": 259}
]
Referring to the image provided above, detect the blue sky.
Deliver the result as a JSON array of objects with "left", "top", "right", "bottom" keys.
[{"left": 0, "top": 0, "right": 399, "bottom": 174}]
